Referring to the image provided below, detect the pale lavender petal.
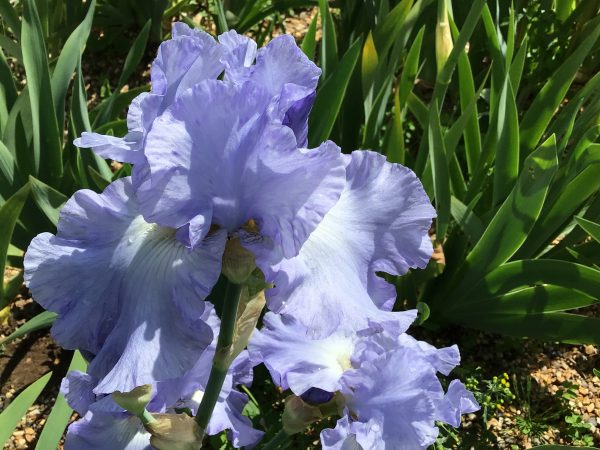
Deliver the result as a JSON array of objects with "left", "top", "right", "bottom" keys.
[
  {"left": 259, "top": 150, "right": 434, "bottom": 336},
  {"left": 65, "top": 411, "right": 151, "bottom": 450},
  {"left": 248, "top": 313, "right": 354, "bottom": 394},
  {"left": 397, "top": 334, "right": 460, "bottom": 376},
  {"left": 24, "top": 178, "right": 225, "bottom": 394},
  {"left": 61, "top": 371, "right": 97, "bottom": 416},
  {"left": 436, "top": 380, "right": 480, "bottom": 427},
  {"left": 320, "top": 417, "right": 361, "bottom": 450},
  {"left": 219, "top": 30, "right": 257, "bottom": 81},
  {"left": 139, "top": 80, "right": 345, "bottom": 256},
  {"left": 73, "top": 132, "right": 144, "bottom": 164},
  {"left": 207, "top": 390, "right": 264, "bottom": 448},
  {"left": 341, "top": 347, "right": 442, "bottom": 449},
  {"left": 150, "top": 24, "right": 223, "bottom": 109},
  {"left": 225, "top": 34, "right": 320, "bottom": 146}
]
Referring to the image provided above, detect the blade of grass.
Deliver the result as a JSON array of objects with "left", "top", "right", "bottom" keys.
[
  {"left": 301, "top": 10, "right": 319, "bottom": 60},
  {"left": 308, "top": 38, "right": 361, "bottom": 146},
  {"left": 0, "top": 310, "right": 57, "bottom": 347},
  {"left": 519, "top": 16, "right": 600, "bottom": 157},
  {"left": 0, "top": 184, "right": 30, "bottom": 309},
  {"left": 318, "top": 0, "right": 338, "bottom": 80},
  {"left": 428, "top": 101, "right": 450, "bottom": 241},
  {"left": 35, "top": 351, "right": 87, "bottom": 450},
  {"left": 454, "top": 136, "right": 558, "bottom": 293},
  {"left": 22, "top": 0, "right": 63, "bottom": 183},
  {"left": 0, "top": 373, "right": 52, "bottom": 445},
  {"left": 50, "top": 0, "right": 95, "bottom": 128},
  {"left": 29, "top": 175, "right": 68, "bottom": 226}
]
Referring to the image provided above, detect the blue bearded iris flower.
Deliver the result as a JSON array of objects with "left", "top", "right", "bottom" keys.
[
  {"left": 23, "top": 21, "right": 474, "bottom": 450},
  {"left": 249, "top": 313, "right": 479, "bottom": 449}
]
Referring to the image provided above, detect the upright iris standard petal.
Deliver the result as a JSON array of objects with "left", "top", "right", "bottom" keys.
[
  {"left": 24, "top": 178, "right": 226, "bottom": 394},
  {"left": 138, "top": 79, "right": 345, "bottom": 254},
  {"left": 74, "top": 24, "right": 223, "bottom": 165},
  {"left": 257, "top": 151, "right": 435, "bottom": 336},
  {"left": 224, "top": 34, "right": 321, "bottom": 147},
  {"left": 75, "top": 23, "right": 320, "bottom": 165}
]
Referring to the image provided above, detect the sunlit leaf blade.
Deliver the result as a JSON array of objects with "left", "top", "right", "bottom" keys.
[
  {"left": 318, "top": 0, "right": 338, "bottom": 80},
  {"left": 451, "top": 311, "right": 600, "bottom": 345},
  {"left": 29, "top": 176, "right": 68, "bottom": 226},
  {"left": 51, "top": 0, "right": 96, "bottom": 127},
  {"left": 0, "top": 372, "right": 52, "bottom": 445},
  {"left": 509, "top": 36, "right": 528, "bottom": 92},
  {"left": 308, "top": 38, "right": 361, "bottom": 146},
  {"left": 0, "top": 48, "right": 17, "bottom": 134},
  {"left": 301, "top": 10, "right": 319, "bottom": 60},
  {"left": 0, "top": 184, "right": 30, "bottom": 309},
  {"left": 35, "top": 351, "right": 87, "bottom": 450},
  {"left": 399, "top": 26, "right": 424, "bottom": 111},
  {"left": 456, "top": 136, "right": 558, "bottom": 291},
  {"left": 0, "top": 310, "right": 57, "bottom": 347},
  {"left": 21, "top": 0, "right": 63, "bottom": 183},
  {"left": 372, "top": 0, "right": 413, "bottom": 56},
  {"left": 463, "top": 259, "right": 600, "bottom": 301},
  {"left": 493, "top": 75, "right": 519, "bottom": 204},
  {"left": 519, "top": 16, "right": 600, "bottom": 156},
  {"left": 0, "top": 140, "right": 17, "bottom": 193},
  {"left": 575, "top": 216, "right": 600, "bottom": 244},
  {"left": 453, "top": 20, "right": 481, "bottom": 176},
  {"left": 428, "top": 101, "right": 450, "bottom": 240},
  {"left": 450, "top": 196, "right": 484, "bottom": 243},
  {"left": 516, "top": 154, "right": 600, "bottom": 259},
  {"left": 383, "top": 83, "right": 405, "bottom": 164}
]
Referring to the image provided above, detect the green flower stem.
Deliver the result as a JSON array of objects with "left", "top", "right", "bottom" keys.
[
  {"left": 195, "top": 280, "right": 243, "bottom": 432},
  {"left": 139, "top": 409, "right": 156, "bottom": 426},
  {"left": 261, "top": 429, "right": 291, "bottom": 450}
]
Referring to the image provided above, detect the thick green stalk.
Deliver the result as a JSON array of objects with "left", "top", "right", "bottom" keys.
[{"left": 195, "top": 280, "right": 243, "bottom": 431}]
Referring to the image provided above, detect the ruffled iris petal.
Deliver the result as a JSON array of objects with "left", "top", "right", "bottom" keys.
[
  {"left": 341, "top": 347, "right": 443, "bottom": 449},
  {"left": 248, "top": 313, "right": 354, "bottom": 394},
  {"left": 25, "top": 178, "right": 225, "bottom": 394},
  {"left": 225, "top": 34, "right": 320, "bottom": 146},
  {"left": 436, "top": 380, "right": 480, "bottom": 427},
  {"left": 259, "top": 151, "right": 434, "bottom": 336},
  {"left": 139, "top": 80, "right": 345, "bottom": 255},
  {"left": 65, "top": 411, "right": 151, "bottom": 450}
]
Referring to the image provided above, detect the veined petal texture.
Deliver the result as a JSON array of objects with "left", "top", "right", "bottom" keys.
[
  {"left": 139, "top": 79, "right": 345, "bottom": 255},
  {"left": 24, "top": 177, "right": 226, "bottom": 394},
  {"left": 258, "top": 151, "right": 435, "bottom": 336},
  {"left": 61, "top": 303, "right": 263, "bottom": 450},
  {"left": 75, "top": 23, "right": 320, "bottom": 164}
]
